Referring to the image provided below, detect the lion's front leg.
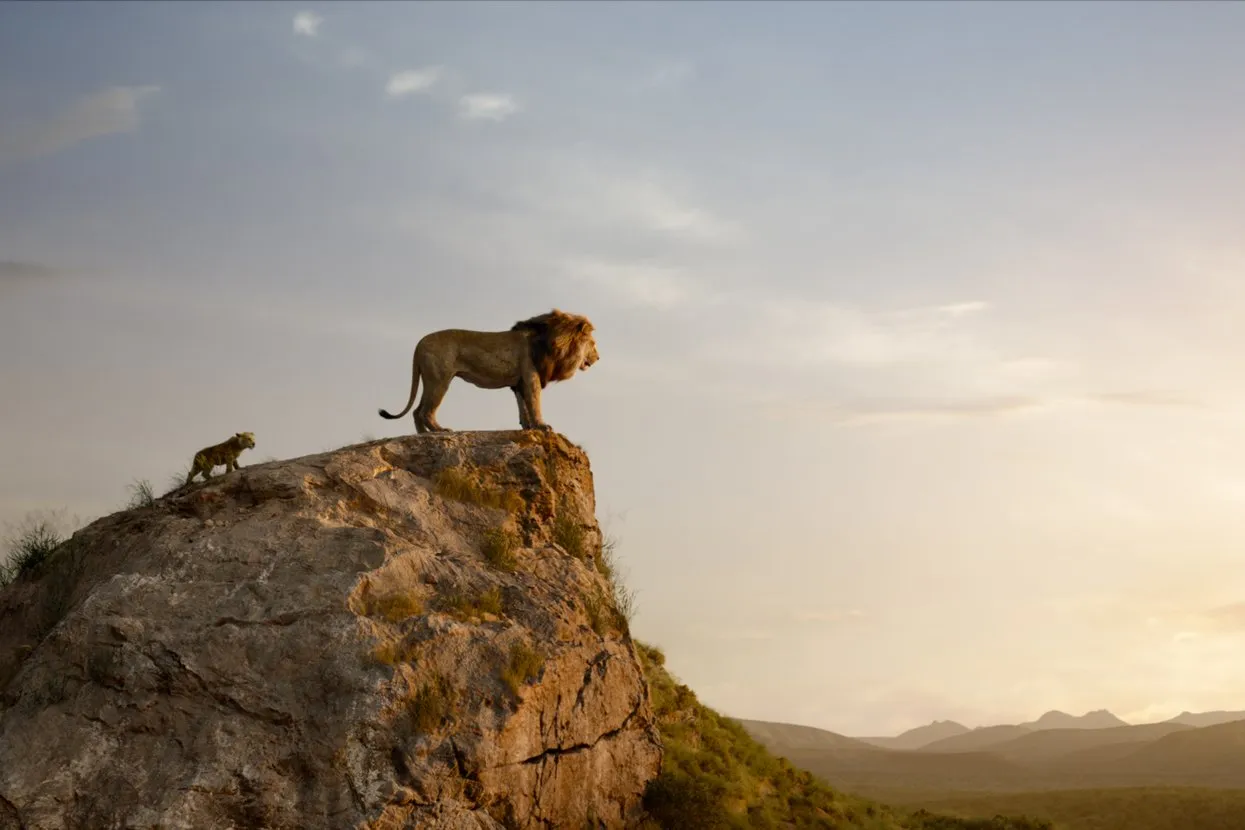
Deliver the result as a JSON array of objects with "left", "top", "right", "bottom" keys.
[
  {"left": 512, "top": 386, "right": 534, "bottom": 429},
  {"left": 520, "top": 372, "right": 553, "bottom": 432}
]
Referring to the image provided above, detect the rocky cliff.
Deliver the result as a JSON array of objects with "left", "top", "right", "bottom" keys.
[{"left": 0, "top": 431, "right": 660, "bottom": 829}]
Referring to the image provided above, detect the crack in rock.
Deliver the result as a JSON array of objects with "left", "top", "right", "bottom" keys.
[{"left": 515, "top": 693, "right": 644, "bottom": 767}]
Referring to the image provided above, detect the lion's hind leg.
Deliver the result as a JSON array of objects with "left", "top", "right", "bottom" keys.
[{"left": 415, "top": 370, "right": 455, "bottom": 433}]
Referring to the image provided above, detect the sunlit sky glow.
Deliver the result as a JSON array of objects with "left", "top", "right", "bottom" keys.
[{"left": 3, "top": 0, "right": 1245, "bottom": 736}]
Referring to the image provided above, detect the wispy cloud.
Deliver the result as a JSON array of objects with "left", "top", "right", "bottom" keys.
[
  {"left": 458, "top": 93, "right": 520, "bottom": 122},
  {"left": 0, "top": 86, "right": 161, "bottom": 166},
  {"left": 602, "top": 175, "right": 739, "bottom": 243},
  {"left": 386, "top": 67, "right": 444, "bottom": 98},
  {"left": 564, "top": 258, "right": 698, "bottom": 310},
  {"left": 713, "top": 297, "right": 996, "bottom": 369},
  {"left": 292, "top": 10, "right": 324, "bottom": 38}
]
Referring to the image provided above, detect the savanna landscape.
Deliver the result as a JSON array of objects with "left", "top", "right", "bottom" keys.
[{"left": 737, "top": 711, "right": 1245, "bottom": 829}]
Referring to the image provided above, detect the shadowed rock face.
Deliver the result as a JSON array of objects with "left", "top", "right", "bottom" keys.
[{"left": 0, "top": 431, "right": 660, "bottom": 830}]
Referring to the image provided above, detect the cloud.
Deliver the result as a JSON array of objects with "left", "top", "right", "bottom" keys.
[
  {"left": 601, "top": 175, "right": 739, "bottom": 242},
  {"left": 292, "top": 10, "right": 323, "bottom": 37},
  {"left": 564, "top": 258, "right": 697, "bottom": 310},
  {"left": 714, "top": 297, "right": 996, "bottom": 369},
  {"left": 386, "top": 67, "right": 444, "bottom": 98},
  {"left": 0, "top": 261, "right": 58, "bottom": 283},
  {"left": 0, "top": 86, "right": 161, "bottom": 166},
  {"left": 458, "top": 93, "right": 520, "bottom": 122}
]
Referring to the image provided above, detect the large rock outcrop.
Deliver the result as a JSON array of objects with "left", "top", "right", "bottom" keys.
[{"left": 0, "top": 431, "right": 661, "bottom": 829}]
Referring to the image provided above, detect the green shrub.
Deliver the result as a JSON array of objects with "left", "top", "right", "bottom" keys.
[{"left": 643, "top": 771, "right": 731, "bottom": 829}]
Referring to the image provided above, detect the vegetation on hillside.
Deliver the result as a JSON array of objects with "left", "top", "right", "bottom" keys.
[
  {"left": 0, "top": 508, "right": 79, "bottom": 587},
  {"left": 899, "top": 786, "right": 1245, "bottom": 830},
  {"left": 633, "top": 640, "right": 1052, "bottom": 830}
]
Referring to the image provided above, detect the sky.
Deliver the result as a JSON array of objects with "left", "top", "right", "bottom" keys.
[{"left": 3, "top": 0, "right": 1245, "bottom": 737}]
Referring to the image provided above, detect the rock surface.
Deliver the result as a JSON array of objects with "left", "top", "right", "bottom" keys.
[{"left": 0, "top": 431, "right": 660, "bottom": 829}]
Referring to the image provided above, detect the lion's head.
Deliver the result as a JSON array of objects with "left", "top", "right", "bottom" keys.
[
  {"left": 512, "top": 308, "right": 599, "bottom": 387},
  {"left": 234, "top": 432, "right": 256, "bottom": 450}
]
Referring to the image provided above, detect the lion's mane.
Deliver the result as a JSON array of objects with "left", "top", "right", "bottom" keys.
[{"left": 511, "top": 308, "right": 596, "bottom": 388}]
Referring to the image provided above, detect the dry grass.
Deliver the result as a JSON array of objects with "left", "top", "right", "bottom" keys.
[
  {"left": 441, "top": 585, "right": 505, "bottom": 621},
  {"left": 501, "top": 640, "right": 544, "bottom": 697},
  {"left": 126, "top": 478, "right": 156, "bottom": 510},
  {"left": 434, "top": 465, "right": 524, "bottom": 514},
  {"left": 584, "top": 589, "right": 615, "bottom": 638},
  {"left": 587, "top": 533, "right": 637, "bottom": 636},
  {"left": 0, "top": 509, "right": 76, "bottom": 587},
  {"left": 480, "top": 526, "right": 519, "bottom": 572},
  {"left": 553, "top": 510, "right": 588, "bottom": 559},
  {"left": 370, "top": 636, "right": 419, "bottom": 667},
  {"left": 369, "top": 591, "right": 425, "bottom": 623},
  {"left": 408, "top": 673, "right": 455, "bottom": 734}
]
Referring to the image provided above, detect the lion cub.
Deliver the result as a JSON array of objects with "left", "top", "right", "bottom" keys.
[{"left": 184, "top": 431, "right": 256, "bottom": 485}]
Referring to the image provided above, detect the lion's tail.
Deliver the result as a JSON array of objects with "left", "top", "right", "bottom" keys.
[{"left": 378, "top": 345, "right": 421, "bottom": 420}]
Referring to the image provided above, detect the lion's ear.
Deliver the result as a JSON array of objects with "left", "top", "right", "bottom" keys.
[{"left": 577, "top": 319, "right": 592, "bottom": 333}]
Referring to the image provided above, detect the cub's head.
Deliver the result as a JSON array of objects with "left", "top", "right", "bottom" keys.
[{"left": 235, "top": 432, "right": 256, "bottom": 449}]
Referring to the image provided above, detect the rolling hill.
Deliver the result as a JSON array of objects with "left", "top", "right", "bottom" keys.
[
  {"left": 733, "top": 719, "right": 877, "bottom": 753},
  {"left": 858, "top": 720, "right": 971, "bottom": 751},
  {"left": 979, "top": 723, "right": 1195, "bottom": 765},
  {"left": 1113, "top": 719, "right": 1245, "bottom": 787},
  {"left": 918, "top": 725, "right": 1034, "bottom": 754},
  {"left": 741, "top": 714, "right": 1245, "bottom": 796},
  {"left": 1163, "top": 710, "right": 1245, "bottom": 728}
]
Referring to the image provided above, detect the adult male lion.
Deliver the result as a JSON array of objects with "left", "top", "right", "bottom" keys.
[{"left": 378, "top": 309, "right": 599, "bottom": 434}]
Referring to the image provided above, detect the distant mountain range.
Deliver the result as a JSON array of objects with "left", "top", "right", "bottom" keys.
[
  {"left": 852, "top": 708, "right": 1245, "bottom": 752},
  {"left": 733, "top": 709, "right": 1245, "bottom": 798}
]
